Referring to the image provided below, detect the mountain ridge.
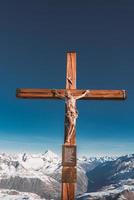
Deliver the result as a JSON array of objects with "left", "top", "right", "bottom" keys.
[{"left": 0, "top": 151, "right": 134, "bottom": 199}]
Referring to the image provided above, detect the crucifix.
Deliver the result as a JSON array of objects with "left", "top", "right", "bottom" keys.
[{"left": 16, "top": 52, "right": 127, "bottom": 200}]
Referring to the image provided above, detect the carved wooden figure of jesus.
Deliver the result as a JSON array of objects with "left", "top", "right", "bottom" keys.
[{"left": 53, "top": 90, "right": 89, "bottom": 143}]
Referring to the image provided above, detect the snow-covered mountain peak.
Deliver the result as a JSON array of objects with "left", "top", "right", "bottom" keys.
[
  {"left": 79, "top": 155, "right": 117, "bottom": 163},
  {"left": 0, "top": 151, "right": 134, "bottom": 199},
  {"left": 21, "top": 155, "right": 44, "bottom": 171},
  {"left": 43, "top": 150, "right": 60, "bottom": 162}
]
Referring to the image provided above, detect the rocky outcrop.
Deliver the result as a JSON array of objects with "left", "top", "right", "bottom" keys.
[{"left": 0, "top": 176, "right": 60, "bottom": 199}]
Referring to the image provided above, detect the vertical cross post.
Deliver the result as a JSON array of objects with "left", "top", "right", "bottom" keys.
[{"left": 61, "top": 52, "right": 77, "bottom": 200}]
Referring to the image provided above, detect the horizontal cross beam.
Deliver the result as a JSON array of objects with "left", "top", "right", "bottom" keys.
[{"left": 16, "top": 88, "right": 126, "bottom": 100}]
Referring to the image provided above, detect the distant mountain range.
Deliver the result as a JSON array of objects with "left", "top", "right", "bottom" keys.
[{"left": 0, "top": 151, "right": 134, "bottom": 199}]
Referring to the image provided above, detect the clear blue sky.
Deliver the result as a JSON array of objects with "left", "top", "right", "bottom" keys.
[{"left": 0, "top": 0, "right": 133, "bottom": 156}]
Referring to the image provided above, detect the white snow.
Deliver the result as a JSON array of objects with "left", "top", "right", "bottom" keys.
[
  {"left": 78, "top": 181, "right": 134, "bottom": 199},
  {"left": 21, "top": 157, "right": 44, "bottom": 171},
  {"left": 0, "top": 189, "right": 46, "bottom": 200},
  {"left": 0, "top": 151, "right": 134, "bottom": 199}
]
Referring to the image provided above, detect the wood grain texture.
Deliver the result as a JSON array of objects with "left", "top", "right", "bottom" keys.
[
  {"left": 66, "top": 52, "right": 76, "bottom": 89},
  {"left": 62, "top": 145, "right": 76, "bottom": 167},
  {"left": 16, "top": 88, "right": 127, "bottom": 100},
  {"left": 62, "top": 167, "right": 77, "bottom": 183},
  {"left": 61, "top": 183, "right": 75, "bottom": 200}
]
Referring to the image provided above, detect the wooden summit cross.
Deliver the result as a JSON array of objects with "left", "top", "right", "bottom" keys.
[{"left": 16, "top": 52, "right": 127, "bottom": 200}]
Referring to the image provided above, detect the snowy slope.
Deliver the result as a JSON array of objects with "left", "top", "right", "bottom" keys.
[
  {"left": 0, "top": 189, "right": 46, "bottom": 200},
  {"left": 0, "top": 151, "right": 61, "bottom": 199},
  {"left": 78, "top": 154, "right": 134, "bottom": 200},
  {"left": 0, "top": 150, "right": 88, "bottom": 199},
  {"left": 0, "top": 151, "right": 134, "bottom": 199}
]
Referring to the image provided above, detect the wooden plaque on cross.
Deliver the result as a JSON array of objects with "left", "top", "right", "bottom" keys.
[{"left": 16, "top": 52, "right": 127, "bottom": 200}]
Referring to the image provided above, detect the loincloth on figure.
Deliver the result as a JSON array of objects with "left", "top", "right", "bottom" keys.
[{"left": 66, "top": 110, "right": 78, "bottom": 123}]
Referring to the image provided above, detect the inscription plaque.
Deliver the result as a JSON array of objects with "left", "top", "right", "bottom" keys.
[
  {"left": 62, "top": 167, "right": 77, "bottom": 183},
  {"left": 62, "top": 145, "right": 76, "bottom": 166}
]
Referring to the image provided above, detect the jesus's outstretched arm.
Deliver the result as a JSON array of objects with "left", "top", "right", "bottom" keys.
[{"left": 75, "top": 90, "right": 90, "bottom": 100}]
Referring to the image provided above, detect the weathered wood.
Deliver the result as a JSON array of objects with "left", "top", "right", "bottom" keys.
[
  {"left": 62, "top": 145, "right": 76, "bottom": 167},
  {"left": 66, "top": 52, "right": 76, "bottom": 89},
  {"left": 61, "top": 183, "right": 75, "bottom": 200},
  {"left": 62, "top": 167, "right": 77, "bottom": 183},
  {"left": 16, "top": 88, "right": 127, "bottom": 100}
]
